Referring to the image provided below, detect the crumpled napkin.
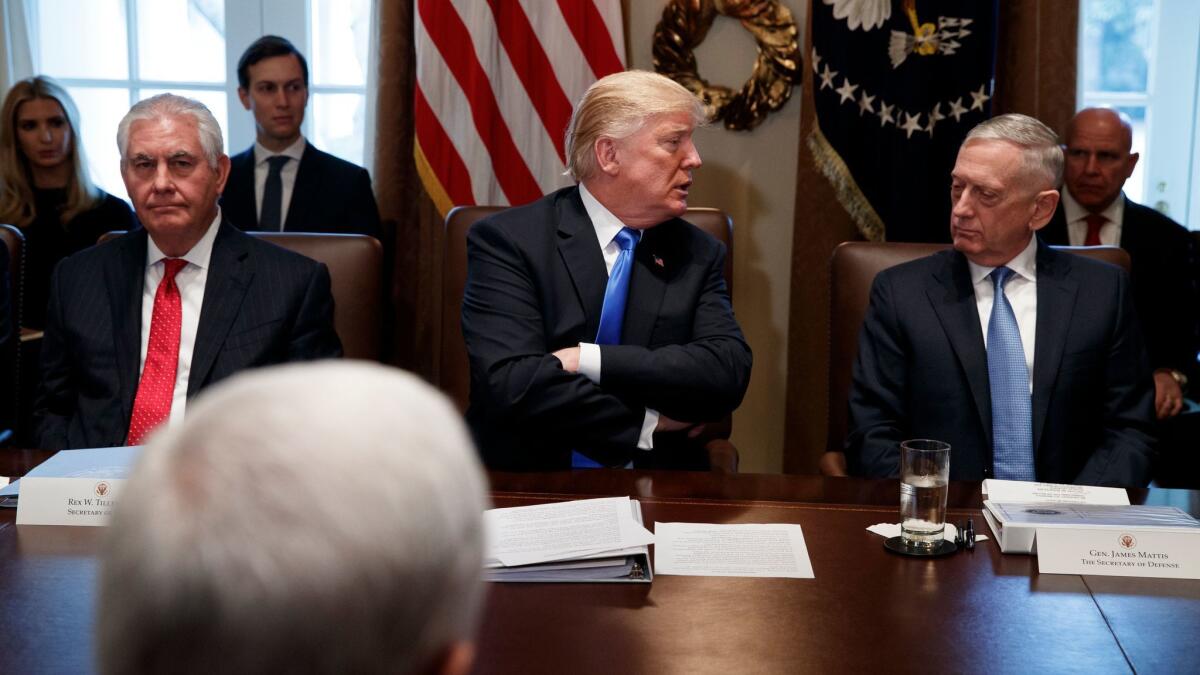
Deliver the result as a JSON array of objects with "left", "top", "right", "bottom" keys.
[{"left": 866, "top": 522, "right": 988, "bottom": 542}]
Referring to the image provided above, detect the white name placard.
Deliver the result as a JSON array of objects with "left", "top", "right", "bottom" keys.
[
  {"left": 1037, "top": 528, "right": 1200, "bottom": 579},
  {"left": 14, "top": 446, "right": 141, "bottom": 526},
  {"left": 16, "top": 477, "right": 125, "bottom": 526}
]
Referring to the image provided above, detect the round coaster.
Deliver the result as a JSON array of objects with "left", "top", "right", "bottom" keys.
[{"left": 883, "top": 536, "right": 958, "bottom": 557}]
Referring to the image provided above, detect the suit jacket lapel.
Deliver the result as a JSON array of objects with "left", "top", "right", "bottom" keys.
[
  {"left": 189, "top": 221, "right": 253, "bottom": 394},
  {"left": 926, "top": 252, "right": 992, "bottom": 441},
  {"left": 1031, "top": 243, "right": 1077, "bottom": 456},
  {"left": 622, "top": 223, "right": 673, "bottom": 347},
  {"left": 556, "top": 189, "right": 608, "bottom": 340},
  {"left": 1118, "top": 196, "right": 1140, "bottom": 250},
  {"left": 107, "top": 231, "right": 149, "bottom": 421},
  {"left": 284, "top": 143, "right": 318, "bottom": 231},
  {"left": 227, "top": 149, "right": 257, "bottom": 229},
  {"left": 1040, "top": 202, "right": 1070, "bottom": 246}
]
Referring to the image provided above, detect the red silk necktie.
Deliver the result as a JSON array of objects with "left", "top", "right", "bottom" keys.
[
  {"left": 1084, "top": 213, "right": 1106, "bottom": 246},
  {"left": 127, "top": 258, "right": 187, "bottom": 445}
]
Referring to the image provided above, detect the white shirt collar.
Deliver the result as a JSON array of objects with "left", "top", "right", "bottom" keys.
[
  {"left": 967, "top": 233, "right": 1039, "bottom": 285},
  {"left": 145, "top": 208, "right": 222, "bottom": 270},
  {"left": 1061, "top": 186, "right": 1125, "bottom": 227},
  {"left": 253, "top": 136, "right": 306, "bottom": 165},
  {"left": 578, "top": 181, "right": 640, "bottom": 248}
]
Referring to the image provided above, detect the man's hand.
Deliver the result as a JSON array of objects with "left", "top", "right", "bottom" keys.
[
  {"left": 552, "top": 346, "right": 581, "bottom": 373},
  {"left": 1153, "top": 370, "right": 1185, "bottom": 420}
]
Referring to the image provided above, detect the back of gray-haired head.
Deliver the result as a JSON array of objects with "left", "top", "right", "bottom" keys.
[
  {"left": 963, "top": 113, "right": 1063, "bottom": 190},
  {"left": 117, "top": 93, "right": 224, "bottom": 168},
  {"left": 98, "top": 361, "right": 488, "bottom": 675}
]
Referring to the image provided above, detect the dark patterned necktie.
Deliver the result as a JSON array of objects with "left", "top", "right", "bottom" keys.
[{"left": 260, "top": 155, "right": 290, "bottom": 230}]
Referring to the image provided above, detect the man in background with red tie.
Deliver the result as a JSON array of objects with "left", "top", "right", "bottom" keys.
[
  {"left": 33, "top": 93, "right": 341, "bottom": 450},
  {"left": 1040, "top": 108, "right": 1198, "bottom": 422},
  {"left": 461, "top": 71, "right": 751, "bottom": 471}
]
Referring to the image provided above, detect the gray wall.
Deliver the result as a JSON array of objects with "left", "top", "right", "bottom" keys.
[{"left": 627, "top": 1, "right": 807, "bottom": 472}]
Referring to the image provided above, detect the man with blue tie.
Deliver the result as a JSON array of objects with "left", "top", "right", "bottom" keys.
[
  {"left": 846, "top": 114, "right": 1155, "bottom": 486},
  {"left": 461, "top": 71, "right": 752, "bottom": 471}
]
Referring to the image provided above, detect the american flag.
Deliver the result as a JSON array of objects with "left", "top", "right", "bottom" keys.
[{"left": 414, "top": 0, "right": 626, "bottom": 216}]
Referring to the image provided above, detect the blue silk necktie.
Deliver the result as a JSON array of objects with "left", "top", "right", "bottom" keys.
[
  {"left": 594, "top": 227, "right": 639, "bottom": 345},
  {"left": 572, "top": 227, "right": 639, "bottom": 469},
  {"left": 259, "top": 155, "right": 290, "bottom": 231},
  {"left": 987, "top": 267, "right": 1035, "bottom": 480}
]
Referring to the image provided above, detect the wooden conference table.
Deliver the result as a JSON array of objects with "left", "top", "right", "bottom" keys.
[{"left": 1, "top": 449, "right": 1198, "bottom": 674}]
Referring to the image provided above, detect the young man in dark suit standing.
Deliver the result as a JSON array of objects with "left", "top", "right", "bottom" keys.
[{"left": 221, "top": 36, "right": 381, "bottom": 239}]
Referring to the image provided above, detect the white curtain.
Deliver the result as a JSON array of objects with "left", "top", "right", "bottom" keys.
[
  {"left": 0, "top": 0, "right": 36, "bottom": 93},
  {"left": 362, "top": 0, "right": 378, "bottom": 177}
]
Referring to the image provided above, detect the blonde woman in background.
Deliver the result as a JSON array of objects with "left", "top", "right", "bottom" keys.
[{"left": 0, "top": 76, "right": 134, "bottom": 329}]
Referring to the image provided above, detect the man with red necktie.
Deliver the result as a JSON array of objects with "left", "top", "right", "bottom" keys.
[
  {"left": 1040, "top": 107, "right": 1198, "bottom": 422},
  {"left": 34, "top": 93, "right": 341, "bottom": 450}
]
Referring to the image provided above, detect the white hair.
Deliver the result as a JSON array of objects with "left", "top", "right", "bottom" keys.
[
  {"left": 116, "top": 93, "right": 225, "bottom": 168},
  {"left": 963, "top": 113, "right": 1063, "bottom": 190},
  {"left": 565, "top": 69, "right": 707, "bottom": 181},
  {"left": 98, "top": 361, "right": 488, "bottom": 675}
]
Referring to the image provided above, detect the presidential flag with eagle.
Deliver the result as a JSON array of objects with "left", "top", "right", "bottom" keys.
[{"left": 810, "top": 0, "right": 998, "bottom": 242}]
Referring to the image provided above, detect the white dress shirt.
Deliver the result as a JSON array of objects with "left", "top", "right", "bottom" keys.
[
  {"left": 253, "top": 136, "right": 306, "bottom": 229},
  {"left": 968, "top": 235, "right": 1039, "bottom": 393},
  {"left": 138, "top": 210, "right": 221, "bottom": 427},
  {"left": 1061, "top": 187, "right": 1125, "bottom": 246},
  {"left": 576, "top": 182, "right": 657, "bottom": 450}
]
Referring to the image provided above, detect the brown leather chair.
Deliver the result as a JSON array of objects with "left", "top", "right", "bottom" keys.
[
  {"left": 0, "top": 225, "right": 21, "bottom": 445},
  {"left": 0, "top": 225, "right": 19, "bottom": 306},
  {"left": 441, "top": 205, "right": 739, "bottom": 472},
  {"left": 822, "top": 242, "right": 1132, "bottom": 476},
  {"left": 100, "top": 231, "right": 383, "bottom": 360}
]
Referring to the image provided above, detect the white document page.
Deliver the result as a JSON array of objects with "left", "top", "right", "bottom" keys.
[
  {"left": 654, "top": 522, "right": 815, "bottom": 578},
  {"left": 484, "top": 497, "right": 654, "bottom": 567},
  {"left": 983, "top": 479, "right": 1129, "bottom": 505}
]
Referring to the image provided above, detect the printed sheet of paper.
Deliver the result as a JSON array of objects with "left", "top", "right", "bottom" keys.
[
  {"left": 982, "top": 479, "right": 1129, "bottom": 505},
  {"left": 484, "top": 497, "right": 654, "bottom": 568},
  {"left": 654, "top": 522, "right": 814, "bottom": 578}
]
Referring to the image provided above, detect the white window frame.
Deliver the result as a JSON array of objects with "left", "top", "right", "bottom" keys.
[
  {"left": 18, "top": 0, "right": 371, "bottom": 167},
  {"left": 1078, "top": 0, "right": 1200, "bottom": 228}
]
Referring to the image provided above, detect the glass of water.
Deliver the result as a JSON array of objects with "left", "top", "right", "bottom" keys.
[{"left": 899, "top": 439, "right": 951, "bottom": 549}]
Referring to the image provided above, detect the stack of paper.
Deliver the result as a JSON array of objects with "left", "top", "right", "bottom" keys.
[
  {"left": 980, "top": 479, "right": 1135, "bottom": 553},
  {"left": 484, "top": 496, "right": 655, "bottom": 583},
  {"left": 984, "top": 501, "right": 1200, "bottom": 553},
  {"left": 982, "top": 479, "right": 1131, "bottom": 505}
]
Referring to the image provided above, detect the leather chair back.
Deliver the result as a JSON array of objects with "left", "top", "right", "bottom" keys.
[
  {"left": 440, "top": 206, "right": 734, "bottom": 412},
  {"left": 0, "top": 225, "right": 22, "bottom": 321},
  {"left": 100, "top": 231, "right": 383, "bottom": 360},
  {"left": 824, "top": 241, "right": 1131, "bottom": 475},
  {"left": 0, "top": 225, "right": 21, "bottom": 444}
]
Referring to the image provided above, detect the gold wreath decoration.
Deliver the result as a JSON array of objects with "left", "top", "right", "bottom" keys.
[{"left": 653, "top": 0, "right": 802, "bottom": 131}]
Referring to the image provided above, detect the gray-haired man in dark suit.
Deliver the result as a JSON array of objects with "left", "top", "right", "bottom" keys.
[{"left": 34, "top": 93, "right": 341, "bottom": 450}]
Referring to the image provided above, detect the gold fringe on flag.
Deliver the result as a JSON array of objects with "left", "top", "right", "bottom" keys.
[
  {"left": 414, "top": 140, "right": 454, "bottom": 219},
  {"left": 807, "top": 123, "right": 886, "bottom": 242}
]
